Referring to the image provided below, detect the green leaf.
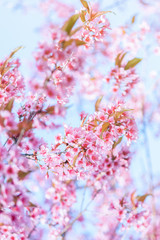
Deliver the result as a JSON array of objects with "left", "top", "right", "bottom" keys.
[
  {"left": 73, "top": 39, "right": 86, "bottom": 46},
  {"left": 61, "top": 39, "right": 86, "bottom": 49},
  {"left": 80, "top": 10, "right": 86, "bottom": 22},
  {"left": 119, "top": 52, "right": 127, "bottom": 67},
  {"left": 124, "top": 58, "right": 142, "bottom": 70},
  {"left": 115, "top": 52, "right": 122, "bottom": 67},
  {"left": 112, "top": 136, "right": 123, "bottom": 149},
  {"left": 115, "top": 52, "right": 127, "bottom": 67},
  {"left": 100, "top": 122, "right": 110, "bottom": 138},
  {"left": 80, "top": 0, "right": 90, "bottom": 12},
  {"left": 114, "top": 109, "right": 133, "bottom": 120},
  {"left": 101, "top": 122, "right": 110, "bottom": 132},
  {"left": 4, "top": 98, "right": 14, "bottom": 112},
  {"left": 62, "top": 14, "right": 79, "bottom": 35}
]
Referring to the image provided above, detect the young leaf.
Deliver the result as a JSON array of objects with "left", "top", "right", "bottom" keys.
[
  {"left": 62, "top": 14, "right": 79, "bottom": 35},
  {"left": 80, "top": 10, "right": 86, "bottom": 22},
  {"left": 61, "top": 39, "right": 86, "bottom": 49},
  {"left": 131, "top": 191, "right": 136, "bottom": 208},
  {"left": 29, "top": 202, "right": 37, "bottom": 207},
  {"left": 4, "top": 98, "right": 14, "bottom": 112},
  {"left": 115, "top": 52, "right": 122, "bottom": 67},
  {"left": 136, "top": 193, "right": 152, "bottom": 203},
  {"left": 0, "top": 46, "right": 23, "bottom": 76},
  {"left": 81, "top": 115, "right": 88, "bottom": 127},
  {"left": 9, "top": 119, "right": 33, "bottom": 137},
  {"left": 74, "top": 39, "right": 86, "bottom": 46},
  {"left": 0, "top": 66, "right": 11, "bottom": 76},
  {"left": 100, "top": 122, "right": 110, "bottom": 138},
  {"left": 115, "top": 52, "right": 127, "bottom": 67},
  {"left": 112, "top": 136, "right": 123, "bottom": 149},
  {"left": 80, "top": 0, "right": 90, "bottom": 12},
  {"left": 18, "top": 119, "right": 33, "bottom": 132},
  {"left": 18, "top": 170, "right": 32, "bottom": 180},
  {"left": 131, "top": 15, "right": 136, "bottom": 24},
  {"left": 95, "top": 96, "right": 103, "bottom": 111},
  {"left": 73, "top": 154, "right": 78, "bottom": 167},
  {"left": 114, "top": 109, "right": 133, "bottom": 120},
  {"left": 119, "top": 52, "right": 127, "bottom": 67},
  {"left": 9, "top": 46, "right": 23, "bottom": 59},
  {"left": 91, "top": 10, "right": 112, "bottom": 20},
  {"left": 101, "top": 122, "right": 110, "bottom": 132},
  {"left": 124, "top": 58, "right": 142, "bottom": 70},
  {"left": 46, "top": 106, "right": 55, "bottom": 114}
]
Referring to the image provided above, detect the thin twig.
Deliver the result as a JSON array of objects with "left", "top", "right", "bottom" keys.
[
  {"left": 27, "top": 225, "right": 36, "bottom": 239},
  {"left": 59, "top": 190, "right": 100, "bottom": 237},
  {"left": 80, "top": 183, "right": 87, "bottom": 211},
  {"left": 142, "top": 104, "right": 157, "bottom": 240}
]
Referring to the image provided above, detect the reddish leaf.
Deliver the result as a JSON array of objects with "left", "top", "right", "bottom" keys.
[
  {"left": 46, "top": 106, "right": 55, "bottom": 114},
  {"left": 136, "top": 193, "right": 152, "bottom": 203},
  {"left": 9, "top": 119, "right": 33, "bottom": 137},
  {"left": 29, "top": 202, "right": 37, "bottom": 207},
  {"left": 131, "top": 15, "right": 136, "bottom": 24},
  {"left": 131, "top": 191, "right": 136, "bottom": 208},
  {"left": 73, "top": 154, "right": 78, "bottom": 167},
  {"left": 95, "top": 96, "right": 103, "bottom": 112},
  {"left": 18, "top": 170, "right": 32, "bottom": 180},
  {"left": 9, "top": 46, "right": 23, "bottom": 58}
]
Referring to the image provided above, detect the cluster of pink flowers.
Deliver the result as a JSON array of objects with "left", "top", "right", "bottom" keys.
[
  {"left": 106, "top": 65, "right": 139, "bottom": 96},
  {"left": 80, "top": 15, "right": 111, "bottom": 45},
  {"left": 95, "top": 191, "right": 150, "bottom": 240},
  {"left": 0, "top": 57, "right": 24, "bottom": 105},
  {"left": 1, "top": 0, "right": 160, "bottom": 239},
  {"left": 38, "top": 101, "right": 137, "bottom": 181},
  {"left": 33, "top": 28, "right": 77, "bottom": 104}
]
